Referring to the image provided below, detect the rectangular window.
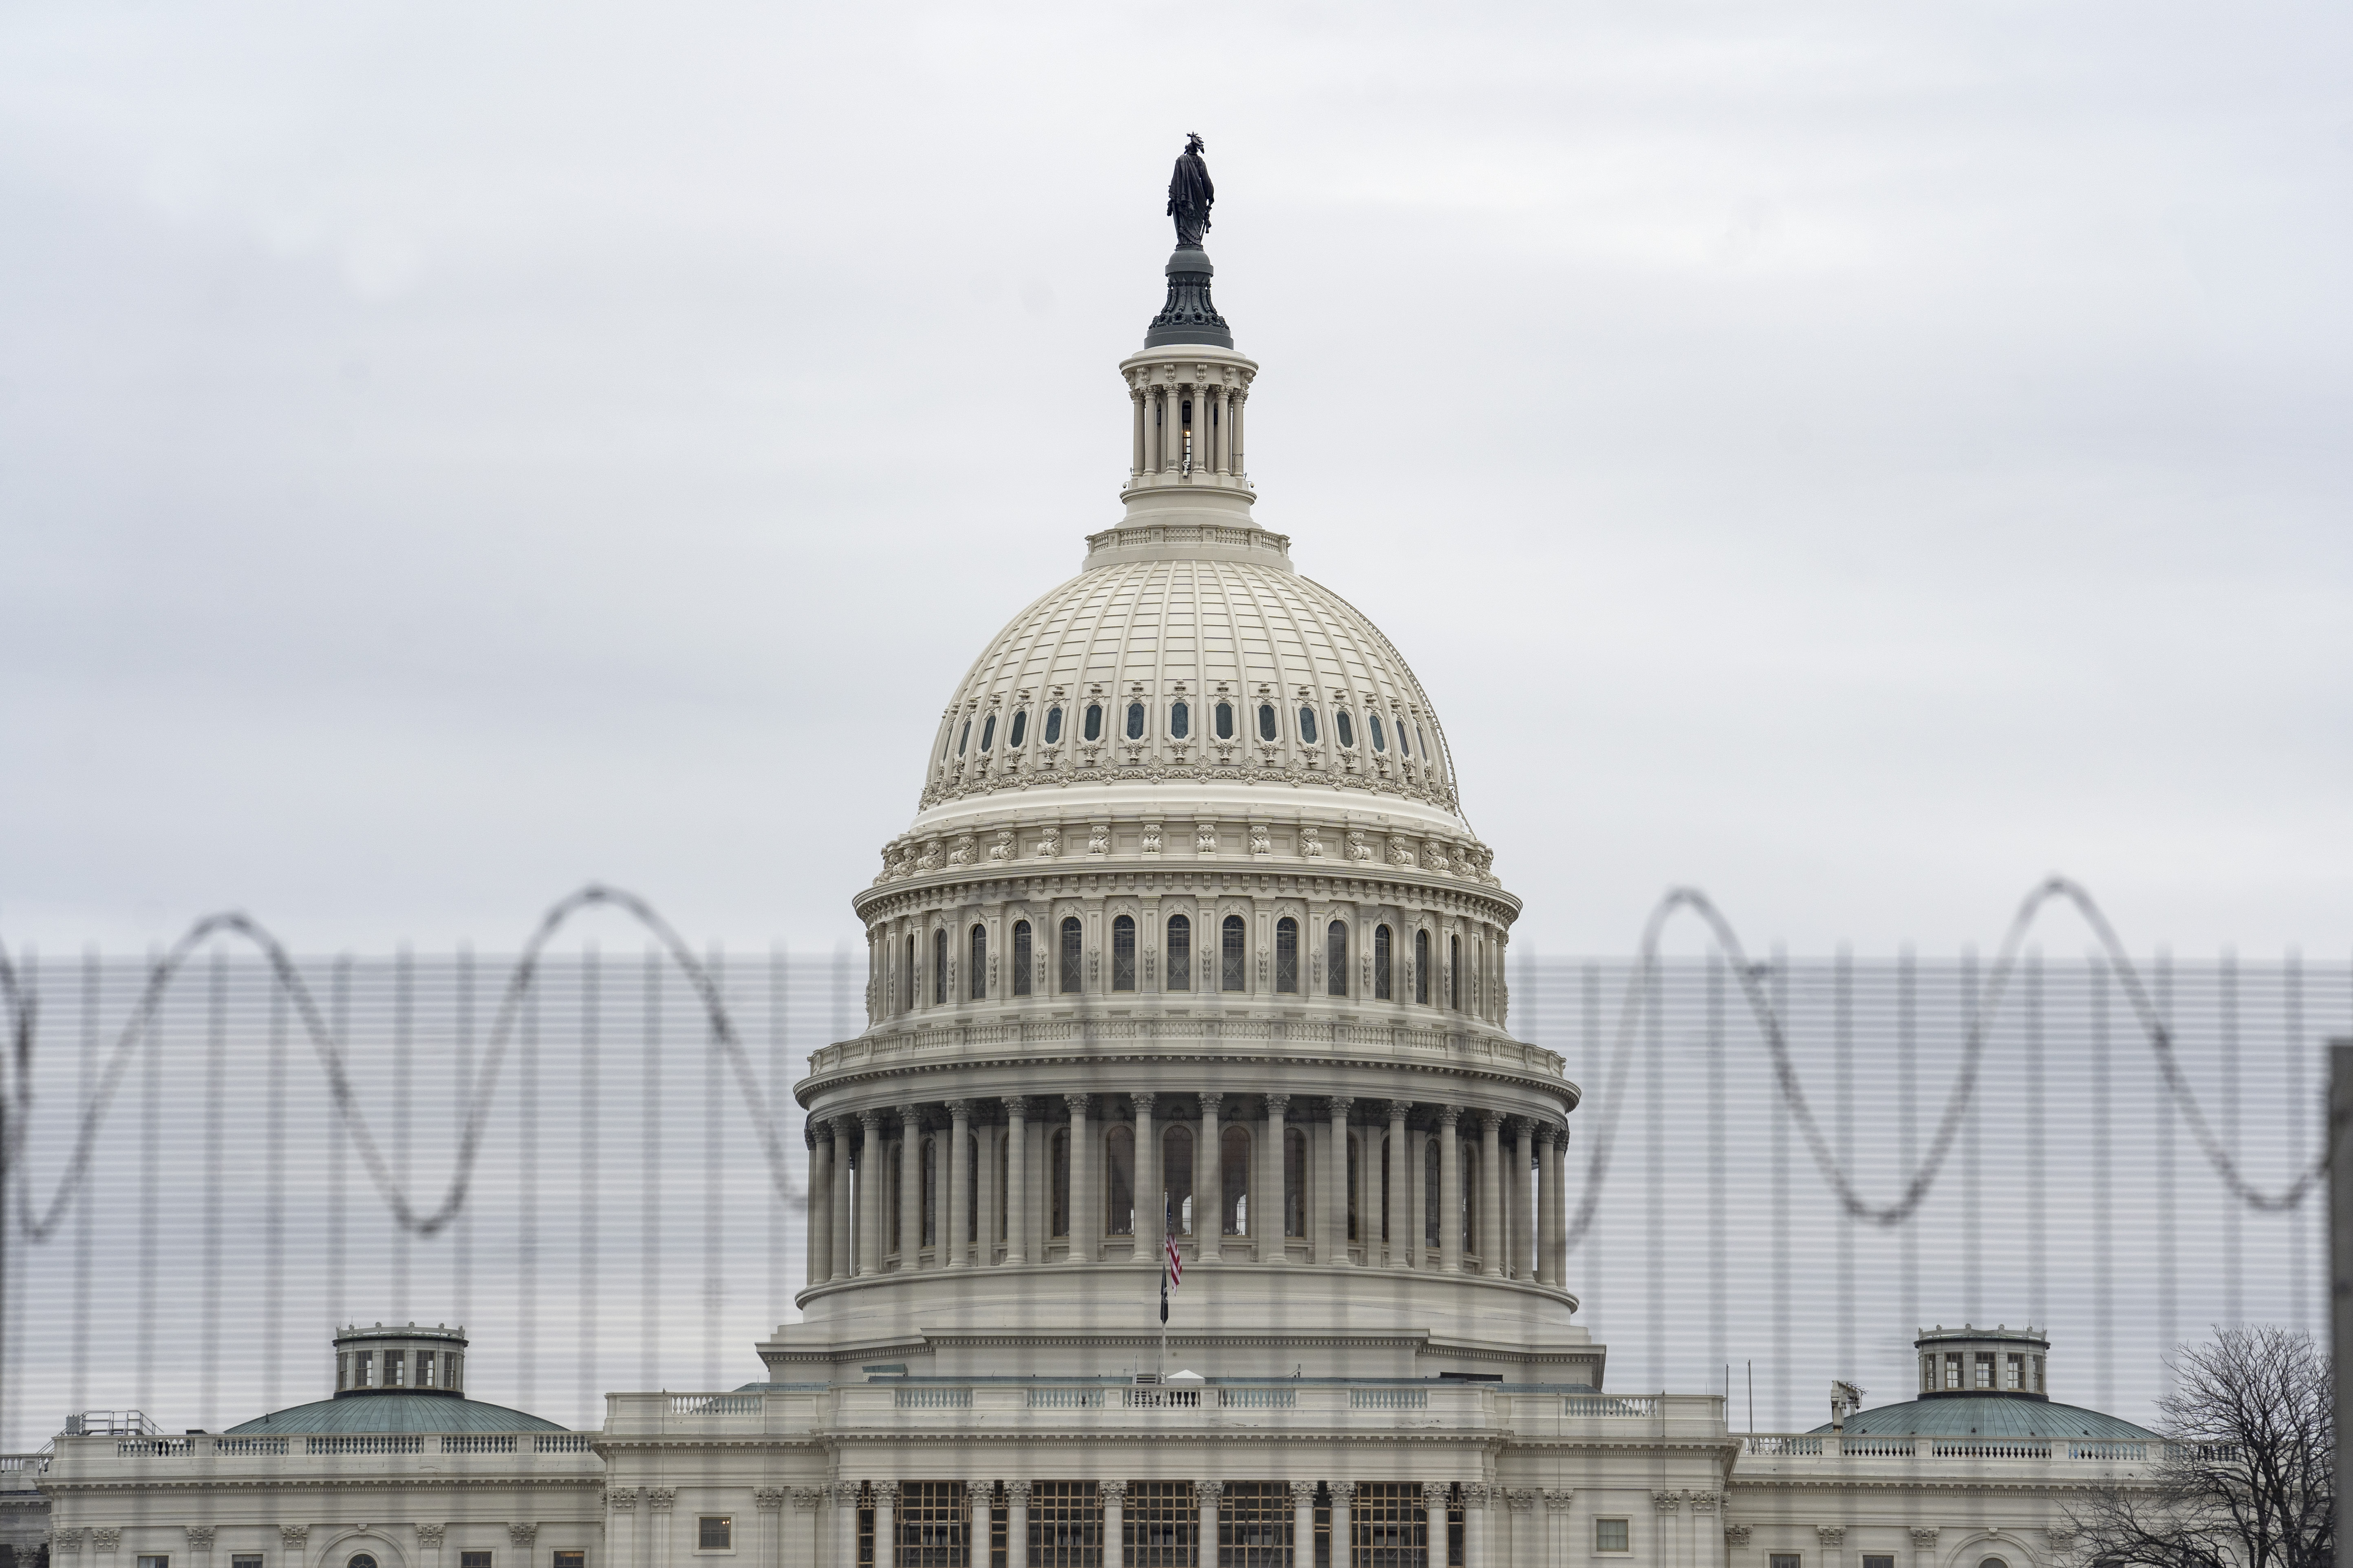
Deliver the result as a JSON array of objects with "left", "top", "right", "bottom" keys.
[
  {"left": 1771, "top": 1556, "right": 1804, "bottom": 1568},
  {"left": 1221, "top": 918, "right": 1246, "bottom": 992},
  {"left": 2005, "top": 1353, "right": 2024, "bottom": 1390},
  {"left": 232, "top": 1556, "right": 265, "bottom": 1568},
  {"left": 1166, "top": 918, "right": 1191, "bottom": 992},
  {"left": 337, "top": 1353, "right": 351, "bottom": 1390},
  {"left": 1030, "top": 1480, "right": 1100, "bottom": 1566},
  {"left": 1975, "top": 1352, "right": 1995, "bottom": 1389},
  {"left": 2034, "top": 1355, "right": 2046, "bottom": 1392},
  {"left": 1597, "top": 1520, "right": 1630, "bottom": 1553},
  {"left": 1112, "top": 917, "right": 1137, "bottom": 992},
  {"left": 1125, "top": 1480, "right": 1195, "bottom": 1566},
  {"left": 552, "top": 1555, "right": 584, "bottom": 1568},
  {"left": 1921, "top": 1355, "right": 1935, "bottom": 1392},
  {"left": 698, "top": 1517, "right": 732, "bottom": 1552},
  {"left": 1060, "top": 920, "right": 1083, "bottom": 994},
  {"left": 383, "top": 1350, "right": 406, "bottom": 1387},
  {"left": 1012, "top": 922, "right": 1033, "bottom": 997},
  {"left": 1944, "top": 1352, "right": 1962, "bottom": 1389},
  {"left": 969, "top": 925, "right": 987, "bottom": 1000},
  {"left": 417, "top": 1350, "right": 435, "bottom": 1387},
  {"left": 1275, "top": 921, "right": 1299, "bottom": 993},
  {"left": 898, "top": 1481, "right": 969, "bottom": 1566},
  {"left": 1219, "top": 1482, "right": 1292, "bottom": 1564},
  {"left": 462, "top": 1554, "right": 494, "bottom": 1568},
  {"left": 354, "top": 1350, "right": 373, "bottom": 1387},
  {"left": 137, "top": 1557, "right": 169, "bottom": 1568},
  {"left": 1865, "top": 1556, "right": 1897, "bottom": 1568},
  {"left": 1351, "top": 1482, "right": 1425, "bottom": 1566}
]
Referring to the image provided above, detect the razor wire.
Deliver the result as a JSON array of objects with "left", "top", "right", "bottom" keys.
[{"left": 0, "top": 883, "right": 802, "bottom": 1247}]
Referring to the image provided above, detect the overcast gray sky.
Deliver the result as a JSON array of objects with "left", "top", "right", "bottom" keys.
[{"left": 4, "top": 0, "right": 2349, "bottom": 960}]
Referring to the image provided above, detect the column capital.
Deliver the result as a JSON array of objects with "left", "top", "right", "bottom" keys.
[
  {"left": 827, "top": 1481, "right": 862, "bottom": 1510},
  {"left": 1330, "top": 1480, "right": 1355, "bottom": 1504},
  {"left": 646, "top": 1489, "right": 676, "bottom": 1512},
  {"left": 1422, "top": 1481, "right": 1451, "bottom": 1511},
  {"left": 1726, "top": 1525, "right": 1754, "bottom": 1547},
  {"left": 1911, "top": 1529, "right": 1941, "bottom": 1547},
  {"left": 1005, "top": 1096, "right": 1033, "bottom": 1118},
  {"left": 1289, "top": 1481, "right": 1318, "bottom": 1507},
  {"left": 1200, "top": 1091, "right": 1224, "bottom": 1114},
  {"left": 811, "top": 1119, "right": 835, "bottom": 1145},
  {"left": 1687, "top": 1491, "right": 1720, "bottom": 1514},
  {"left": 415, "top": 1526, "right": 446, "bottom": 1547},
  {"left": 184, "top": 1528, "right": 215, "bottom": 1553},
  {"left": 1435, "top": 1104, "right": 1462, "bottom": 1128},
  {"left": 1101, "top": 1480, "right": 1127, "bottom": 1505},
  {"left": 859, "top": 1108, "right": 887, "bottom": 1132},
  {"left": 1265, "top": 1092, "right": 1290, "bottom": 1117},
  {"left": 896, "top": 1102, "right": 923, "bottom": 1128},
  {"left": 1065, "top": 1092, "right": 1091, "bottom": 1117},
  {"left": 873, "top": 1481, "right": 900, "bottom": 1508},
  {"left": 1543, "top": 1489, "right": 1575, "bottom": 1513},
  {"left": 1132, "top": 1092, "right": 1156, "bottom": 1116},
  {"left": 1007, "top": 1481, "right": 1032, "bottom": 1506},
  {"left": 1653, "top": 1490, "right": 1683, "bottom": 1514},
  {"left": 752, "top": 1490, "right": 785, "bottom": 1512},
  {"left": 1478, "top": 1108, "right": 1506, "bottom": 1132},
  {"left": 966, "top": 1480, "right": 995, "bottom": 1506},
  {"left": 945, "top": 1099, "right": 972, "bottom": 1119},
  {"left": 1328, "top": 1096, "right": 1354, "bottom": 1118},
  {"left": 1460, "top": 1483, "right": 1489, "bottom": 1509},
  {"left": 1817, "top": 1526, "right": 1845, "bottom": 1546},
  {"left": 1197, "top": 1480, "right": 1224, "bottom": 1506},
  {"left": 1387, "top": 1099, "right": 1414, "bottom": 1121}
]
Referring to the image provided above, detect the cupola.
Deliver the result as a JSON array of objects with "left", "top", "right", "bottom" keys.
[
  {"left": 1915, "top": 1324, "right": 2048, "bottom": 1400},
  {"left": 332, "top": 1321, "right": 467, "bottom": 1398}
]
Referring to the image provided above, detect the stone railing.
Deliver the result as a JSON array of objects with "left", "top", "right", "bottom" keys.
[
  {"left": 1737, "top": 1433, "right": 2160, "bottom": 1464},
  {"left": 49, "top": 1431, "right": 601, "bottom": 1477},
  {"left": 805, "top": 1016, "right": 1566, "bottom": 1080}
]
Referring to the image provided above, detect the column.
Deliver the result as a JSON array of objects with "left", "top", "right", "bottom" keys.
[
  {"left": 947, "top": 1100, "right": 973, "bottom": 1267},
  {"left": 1545, "top": 1123, "right": 1569, "bottom": 1288},
  {"left": 1387, "top": 1101, "right": 1412, "bottom": 1268},
  {"left": 1008, "top": 1484, "right": 1031, "bottom": 1568},
  {"left": 1102, "top": 1482, "right": 1126, "bottom": 1564},
  {"left": 1065, "top": 1094, "right": 1094, "bottom": 1262},
  {"left": 1130, "top": 383, "right": 1146, "bottom": 478},
  {"left": 1215, "top": 387, "right": 1233, "bottom": 474},
  {"left": 1479, "top": 1112, "right": 1505, "bottom": 1277},
  {"left": 1006, "top": 1099, "right": 1032, "bottom": 1264},
  {"left": 830, "top": 1483, "right": 860, "bottom": 1568},
  {"left": 1265, "top": 1094, "right": 1290, "bottom": 1262},
  {"left": 1197, "top": 1481, "right": 1222, "bottom": 1566},
  {"left": 858, "top": 1111, "right": 887, "bottom": 1276},
  {"left": 1911, "top": 1526, "right": 1940, "bottom": 1568},
  {"left": 755, "top": 1489, "right": 783, "bottom": 1568},
  {"left": 1231, "top": 390, "right": 1246, "bottom": 478},
  {"left": 968, "top": 1483, "right": 995, "bottom": 1562},
  {"left": 831, "top": 1116, "right": 856, "bottom": 1282},
  {"left": 1328, "top": 1097, "right": 1354, "bottom": 1264},
  {"left": 1136, "top": 1092, "right": 1160, "bottom": 1264},
  {"left": 1463, "top": 1484, "right": 1487, "bottom": 1568},
  {"left": 1148, "top": 385, "right": 1166, "bottom": 473},
  {"left": 898, "top": 1106, "right": 924, "bottom": 1270},
  {"left": 976, "top": 1120, "right": 999, "bottom": 1265},
  {"left": 873, "top": 1484, "right": 896, "bottom": 1568},
  {"left": 1512, "top": 1119, "right": 1536, "bottom": 1281},
  {"left": 1534, "top": 1123, "right": 1557, "bottom": 1288},
  {"left": 1198, "top": 1094, "right": 1223, "bottom": 1263},
  {"left": 648, "top": 1489, "right": 675, "bottom": 1568},
  {"left": 808, "top": 1123, "right": 834, "bottom": 1287},
  {"left": 1654, "top": 1491, "right": 1684, "bottom": 1568},
  {"left": 1290, "top": 1483, "right": 1316, "bottom": 1565},
  {"left": 1332, "top": 1482, "right": 1354, "bottom": 1561},
  {"left": 1438, "top": 1107, "right": 1463, "bottom": 1273},
  {"left": 605, "top": 1492, "right": 636, "bottom": 1568}
]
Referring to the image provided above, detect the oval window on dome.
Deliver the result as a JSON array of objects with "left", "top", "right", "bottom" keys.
[
  {"left": 1084, "top": 703, "right": 1103, "bottom": 742},
  {"left": 1170, "top": 700, "right": 1189, "bottom": 740},
  {"left": 1335, "top": 710, "right": 1356, "bottom": 749},
  {"left": 979, "top": 714, "right": 996, "bottom": 752},
  {"left": 1008, "top": 709, "right": 1028, "bottom": 748},
  {"left": 1126, "top": 702, "right": 1145, "bottom": 740},
  {"left": 1258, "top": 703, "right": 1277, "bottom": 742},
  {"left": 1044, "top": 706, "right": 1063, "bottom": 744},
  {"left": 1369, "top": 714, "right": 1387, "bottom": 753},
  {"left": 1215, "top": 702, "right": 1234, "bottom": 740},
  {"left": 1298, "top": 707, "right": 1319, "bottom": 745},
  {"left": 957, "top": 719, "right": 971, "bottom": 755},
  {"left": 1396, "top": 718, "right": 1409, "bottom": 757}
]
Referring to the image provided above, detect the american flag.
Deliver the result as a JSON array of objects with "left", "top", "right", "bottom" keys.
[{"left": 1164, "top": 1231, "right": 1182, "bottom": 1286}]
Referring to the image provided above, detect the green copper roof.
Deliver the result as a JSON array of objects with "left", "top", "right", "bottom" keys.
[
  {"left": 1813, "top": 1396, "right": 2155, "bottom": 1440},
  {"left": 225, "top": 1394, "right": 567, "bottom": 1435}
]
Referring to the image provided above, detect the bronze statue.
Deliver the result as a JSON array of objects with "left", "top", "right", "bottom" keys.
[{"left": 1167, "top": 133, "right": 1213, "bottom": 248}]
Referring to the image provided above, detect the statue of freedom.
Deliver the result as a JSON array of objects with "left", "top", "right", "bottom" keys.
[{"left": 1168, "top": 133, "right": 1214, "bottom": 248}]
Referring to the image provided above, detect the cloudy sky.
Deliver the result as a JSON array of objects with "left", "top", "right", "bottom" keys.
[{"left": 4, "top": 1, "right": 2349, "bottom": 961}]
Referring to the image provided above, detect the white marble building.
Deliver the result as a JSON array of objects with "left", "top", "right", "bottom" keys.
[{"left": 11, "top": 202, "right": 2166, "bottom": 1568}]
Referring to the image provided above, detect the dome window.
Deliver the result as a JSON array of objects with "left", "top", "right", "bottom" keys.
[
  {"left": 1059, "top": 917, "right": 1083, "bottom": 993},
  {"left": 1012, "top": 920, "right": 1032, "bottom": 997},
  {"left": 1165, "top": 914, "right": 1192, "bottom": 991},
  {"left": 1326, "top": 921, "right": 1348, "bottom": 997},
  {"left": 969, "top": 924, "right": 987, "bottom": 1000},
  {"left": 1275, "top": 918, "right": 1299, "bottom": 993},
  {"left": 1297, "top": 707, "right": 1319, "bottom": 745},
  {"left": 1221, "top": 915, "right": 1246, "bottom": 991},
  {"left": 1215, "top": 702, "right": 1235, "bottom": 740},
  {"left": 1415, "top": 930, "right": 1431, "bottom": 1004},
  {"left": 1043, "top": 706, "right": 1063, "bottom": 744},
  {"left": 1396, "top": 720, "right": 1410, "bottom": 757},
  {"left": 1084, "top": 703, "right": 1104, "bottom": 742},
  {"left": 1369, "top": 714, "right": 1387, "bottom": 753},
  {"left": 1374, "top": 924, "right": 1392, "bottom": 999},
  {"left": 1111, "top": 914, "right": 1137, "bottom": 991},
  {"left": 1126, "top": 701, "right": 1146, "bottom": 740},
  {"left": 933, "top": 929, "right": 948, "bottom": 1006},
  {"left": 1335, "top": 710, "right": 1356, "bottom": 749},
  {"left": 1257, "top": 704, "right": 1277, "bottom": 742},
  {"left": 957, "top": 719, "right": 971, "bottom": 756},
  {"left": 1170, "top": 700, "right": 1190, "bottom": 740},
  {"left": 1008, "top": 709, "right": 1028, "bottom": 749},
  {"left": 979, "top": 714, "right": 997, "bottom": 752}
]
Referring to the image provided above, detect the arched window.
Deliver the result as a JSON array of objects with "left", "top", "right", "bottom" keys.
[
  {"left": 1008, "top": 709, "right": 1028, "bottom": 748},
  {"left": 1335, "top": 710, "right": 1356, "bottom": 749},
  {"left": 1257, "top": 703, "right": 1278, "bottom": 742},
  {"left": 921, "top": 1135, "right": 937, "bottom": 1247},
  {"left": 1215, "top": 701, "right": 1235, "bottom": 740},
  {"left": 1170, "top": 700, "right": 1189, "bottom": 740},
  {"left": 1012, "top": 920, "right": 1032, "bottom": 997},
  {"left": 1060, "top": 917, "right": 1083, "bottom": 994},
  {"left": 933, "top": 928, "right": 948, "bottom": 1005},
  {"left": 1424, "top": 1140, "right": 1442, "bottom": 1246},
  {"left": 1222, "top": 1125, "right": 1250, "bottom": 1236},
  {"left": 1106, "top": 1124, "right": 1136, "bottom": 1236},
  {"left": 1050, "top": 1128, "right": 1070, "bottom": 1237},
  {"left": 1415, "top": 930, "right": 1431, "bottom": 1004},
  {"left": 1369, "top": 714, "right": 1387, "bottom": 752},
  {"left": 1374, "top": 924, "right": 1392, "bottom": 1000},
  {"left": 1275, "top": 918, "right": 1299, "bottom": 993},
  {"left": 903, "top": 935, "right": 915, "bottom": 1012},
  {"left": 1044, "top": 706, "right": 1063, "bottom": 744},
  {"left": 1125, "top": 701, "right": 1146, "bottom": 740},
  {"left": 1327, "top": 921, "right": 1348, "bottom": 997},
  {"left": 1284, "top": 1127, "right": 1308, "bottom": 1238},
  {"left": 979, "top": 713, "right": 996, "bottom": 752},
  {"left": 1396, "top": 719, "right": 1410, "bottom": 757},
  {"left": 1449, "top": 934, "right": 1462, "bottom": 1010},
  {"left": 1165, "top": 914, "right": 1192, "bottom": 991},
  {"left": 1222, "top": 915, "right": 1246, "bottom": 991},
  {"left": 968, "top": 924, "right": 987, "bottom": 1000},
  {"left": 1163, "top": 1125, "right": 1194, "bottom": 1236},
  {"left": 1111, "top": 914, "right": 1137, "bottom": 991},
  {"left": 957, "top": 718, "right": 972, "bottom": 755},
  {"left": 1083, "top": 703, "right": 1103, "bottom": 742},
  {"left": 1297, "top": 706, "right": 1319, "bottom": 744}
]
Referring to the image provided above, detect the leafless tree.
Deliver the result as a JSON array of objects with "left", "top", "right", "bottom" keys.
[{"left": 2069, "top": 1326, "right": 2331, "bottom": 1568}]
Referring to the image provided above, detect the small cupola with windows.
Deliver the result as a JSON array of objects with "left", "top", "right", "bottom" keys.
[
  {"left": 1915, "top": 1324, "right": 2048, "bottom": 1400},
  {"left": 332, "top": 1321, "right": 467, "bottom": 1398}
]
